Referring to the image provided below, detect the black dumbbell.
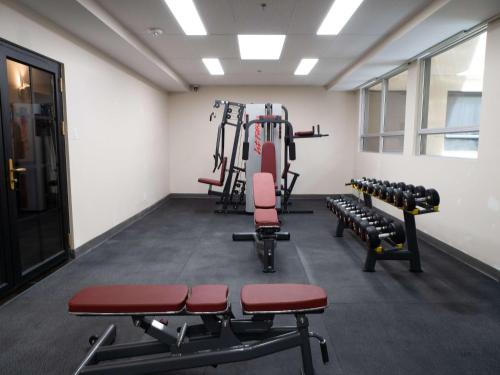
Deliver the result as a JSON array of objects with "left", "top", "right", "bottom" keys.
[
  {"left": 350, "top": 178, "right": 365, "bottom": 189},
  {"left": 341, "top": 205, "right": 369, "bottom": 225},
  {"left": 366, "top": 182, "right": 380, "bottom": 195},
  {"left": 352, "top": 214, "right": 385, "bottom": 235},
  {"left": 327, "top": 196, "right": 349, "bottom": 209},
  {"left": 350, "top": 211, "right": 380, "bottom": 232},
  {"left": 392, "top": 183, "right": 422, "bottom": 207},
  {"left": 346, "top": 208, "right": 374, "bottom": 228},
  {"left": 384, "top": 187, "right": 396, "bottom": 203},
  {"left": 333, "top": 198, "right": 356, "bottom": 208},
  {"left": 364, "top": 222, "right": 406, "bottom": 249},
  {"left": 326, "top": 195, "right": 344, "bottom": 209},
  {"left": 357, "top": 216, "right": 393, "bottom": 237},
  {"left": 336, "top": 203, "right": 363, "bottom": 219},
  {"left": 332, "top": 200, "right": 356, "bottom": 213},
  {"left": 403, "top": 187, "right": 440, "bottom": 211}
]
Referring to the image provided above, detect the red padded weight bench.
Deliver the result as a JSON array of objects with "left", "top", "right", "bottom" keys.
[
  {"left": 233, "top": 172, "right": 290, "bottom": 272},
  {"left": 68, "top": 283, "right": 329, "bottom": 375}
]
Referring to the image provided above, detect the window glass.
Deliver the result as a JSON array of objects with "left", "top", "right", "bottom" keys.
[
  {"left": 446, "top": 92, "right": 482, "bottom": 128},
  {"left": 420, "top": 132, "right": 479, "bottom": 158},
  {"left": 423, "top": 33, "right": 486, "bottom": 130},
  {"left": 382, "top": 136, "right": 404, "bottom": 153},
  {"left": 364, "top": 83, "right": 382, "bottom": 134},
  {"left": 362, "top": 137, "right": 379, "bottom": 152},
  {"left": 385, "top": 71, "right": 407, "bottom": 132}
]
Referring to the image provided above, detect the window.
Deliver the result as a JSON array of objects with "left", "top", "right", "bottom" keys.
[
  {"left": 361, "top": 70, "right": 407, "bottom": 153},
  {"left": 419, "top": 32, "right": 486, "bottom": 158}
]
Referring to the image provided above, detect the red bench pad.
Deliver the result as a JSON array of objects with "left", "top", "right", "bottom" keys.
[
  {"left": 253, "top": 173, "right": 276, "bottom": 209},
  {"left": 68, "top": 285, "right": 189, "bottom": 314},
  {"left": 254, "top": 208, "right": 280, "bottom": 228},
  {"left": 241, "top": 284, "right": 327, "bottom": 313},
  {"left": 186, "top": 284, "right": 229, "bottom": 313},
  {"left": 198, "top": 177, "right": 223, "bottom": 186},
  {"left": 198, "top": 158, "right": 227, "bottom": 186}
]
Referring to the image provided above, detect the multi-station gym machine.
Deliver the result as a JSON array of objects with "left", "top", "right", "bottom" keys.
[{"left": 198, "top": 99, "right": 328, "bottom": 214}]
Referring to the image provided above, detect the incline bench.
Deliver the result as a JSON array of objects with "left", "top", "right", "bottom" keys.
[
  {"left": 233, "top": 172, "right": 290, "bottom": 272},
  {"left": 68, "top": 283, "right": 329, "bottom": 375}
]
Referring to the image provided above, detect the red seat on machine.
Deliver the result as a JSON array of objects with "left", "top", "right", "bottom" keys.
[
  {"left": 186, "top": 284, "right": 229, "bottom": 313},
  {"left": 253, "top": 173, "right": 276, "bottom": 209},
  {"left": 68, "top": 285, "right": 189, "bottom": 314},
  {"left": 254, "top": 208, "right": 280, "bottom": 228},
  {"left": 241, "top": 284, "right": 328, "bottom": 313},
  {"left": 198, "top": 157, "right": 227, "bottom": 186}
]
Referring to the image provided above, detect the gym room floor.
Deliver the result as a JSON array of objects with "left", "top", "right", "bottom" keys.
[{"left": 1, "top": 198, "right": 499, "bottom": 375}]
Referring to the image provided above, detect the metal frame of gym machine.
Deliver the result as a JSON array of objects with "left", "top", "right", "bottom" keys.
[
  {"left": 279, "top": 106, "right": 315, "bottom": 214},
  {"left": 208, "top": 100, "right": 247, "bottom": 214},
  {"left": 205, "top": 101, "right": 320, "bottom": 214}
]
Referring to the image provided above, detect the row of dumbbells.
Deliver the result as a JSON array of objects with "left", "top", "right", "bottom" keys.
[
  {"left": 350, "top": 178, "right": 440, "bottom": 212},
  {"left": 326, "top": 195, "right": 405, "bottom": 251}
]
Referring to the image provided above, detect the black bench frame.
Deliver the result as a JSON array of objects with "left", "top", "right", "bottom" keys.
[
  {"left": 233, "top": 227, "right": 290, "bottom": 272},
  {"left": 72, "top": 308, "right": 328, "bottom": 375}
]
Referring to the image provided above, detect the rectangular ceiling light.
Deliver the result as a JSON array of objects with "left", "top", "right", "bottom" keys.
[
  {"left": 294, "top": 58, "right": 319, "bottom": 75},
  {"left": 317, "top": 0, "right": 364, "bottom": 35},
  {"left": 202, "top": 58, "right": 224, "bottom": 75},
  {"left": 237, "top": 35, "right": 286, "bottom": 60},
  {"left": 165, "top": 0, "right": 207, "bottom": 35}
]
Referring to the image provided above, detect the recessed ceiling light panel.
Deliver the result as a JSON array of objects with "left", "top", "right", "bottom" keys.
[
  {"left": 317, "top": 0, "right": 364, "bottom": 35},
  {"left": 237, "top": 35, "right": 286, "bottom": 60},
  {"left": 202, "top": 58, "right": 224, "bottom": 75},
  {"left": 294, "top": 58, "right": 319, "bottom": 75},
  {"left": 165, "top": 0, "right": 207, "bottom": 35}
]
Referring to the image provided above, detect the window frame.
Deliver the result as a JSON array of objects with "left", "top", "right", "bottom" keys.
[
  {"left": 417, "top": 30, "right": 486, "bottom": 157},
  {"left": 360, "top": 68, "right": 407, "bottom": 154}
]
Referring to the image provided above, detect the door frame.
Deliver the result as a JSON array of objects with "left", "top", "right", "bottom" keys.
[{"left": 0, "top": 37, "right": 70, "bottom": 298}]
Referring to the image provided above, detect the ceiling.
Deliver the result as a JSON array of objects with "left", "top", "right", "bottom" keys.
[{"left": 13, "top": 0, "right": 500, "bottom": 92}]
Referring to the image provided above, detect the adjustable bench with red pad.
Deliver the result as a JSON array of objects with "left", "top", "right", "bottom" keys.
[
  {"left": 68, "top": 283, "right": 329, "bottom": 375},
  {"left": 233, "top": 172, "right": 290, "bottom": 272},
  {"left": 253, "top": 172, "right": 280, "bottom": 228}
]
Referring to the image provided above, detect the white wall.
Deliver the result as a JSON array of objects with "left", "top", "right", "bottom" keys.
[
  {"left": 0, "top": 1, "right": 171, "bottom": 248},
  {"left": 353, "top": 20, "right": 500, "bottom": 270},
  {"left": 168, "top": 86, "right": 357, "bottom": 194}
]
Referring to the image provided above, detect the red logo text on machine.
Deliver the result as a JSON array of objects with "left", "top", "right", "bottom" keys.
[{"left": 254, "top": 122, "right": 262, "bottom": 155}]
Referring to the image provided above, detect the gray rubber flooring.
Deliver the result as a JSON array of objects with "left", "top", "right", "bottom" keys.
[{"left": 1, "top": 198, "right": 499, "bottom": 375}]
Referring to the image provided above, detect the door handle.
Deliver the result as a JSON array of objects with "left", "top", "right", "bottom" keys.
[{"left": 8, "top": 158, "right": 26, "bottom": 190}]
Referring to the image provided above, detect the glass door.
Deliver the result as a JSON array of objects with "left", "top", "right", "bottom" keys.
[
  {"left": 6, "top": 59, "right": 64, "bottom": 273},
  {"left": 0, "top": 40, "right": 69, "bottom": 297}
]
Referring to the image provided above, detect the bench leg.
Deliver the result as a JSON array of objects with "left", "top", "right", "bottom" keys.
[
  {"left": 262, "top": 238, "right": 275, "bottom": 273},
  {"left": 296, "top": 315, "right": 315, "bottom": 375}
]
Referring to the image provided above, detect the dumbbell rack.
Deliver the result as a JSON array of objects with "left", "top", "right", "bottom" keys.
[{"left": 335, "top": 182, "right": 439, "bottom": 272}]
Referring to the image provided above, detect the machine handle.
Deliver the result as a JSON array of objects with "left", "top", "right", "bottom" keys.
[
  {"left": 8, "top": 158, "right": 26, "bottom": 190},
  {"left": 289, "top": 142, "right": 296, "bottom": 160},
  {"left": 242, "top": 142, "right": 249, "bottom": 160}
]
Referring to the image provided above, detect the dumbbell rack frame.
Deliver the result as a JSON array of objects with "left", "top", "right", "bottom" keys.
[{"left": 335, "top": 192, "right": 424, "bottom": 273}]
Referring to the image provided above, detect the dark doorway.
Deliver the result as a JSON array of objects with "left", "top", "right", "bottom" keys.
[{"left": 0, "top": 39, "right": 69, "bottom": 299}]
